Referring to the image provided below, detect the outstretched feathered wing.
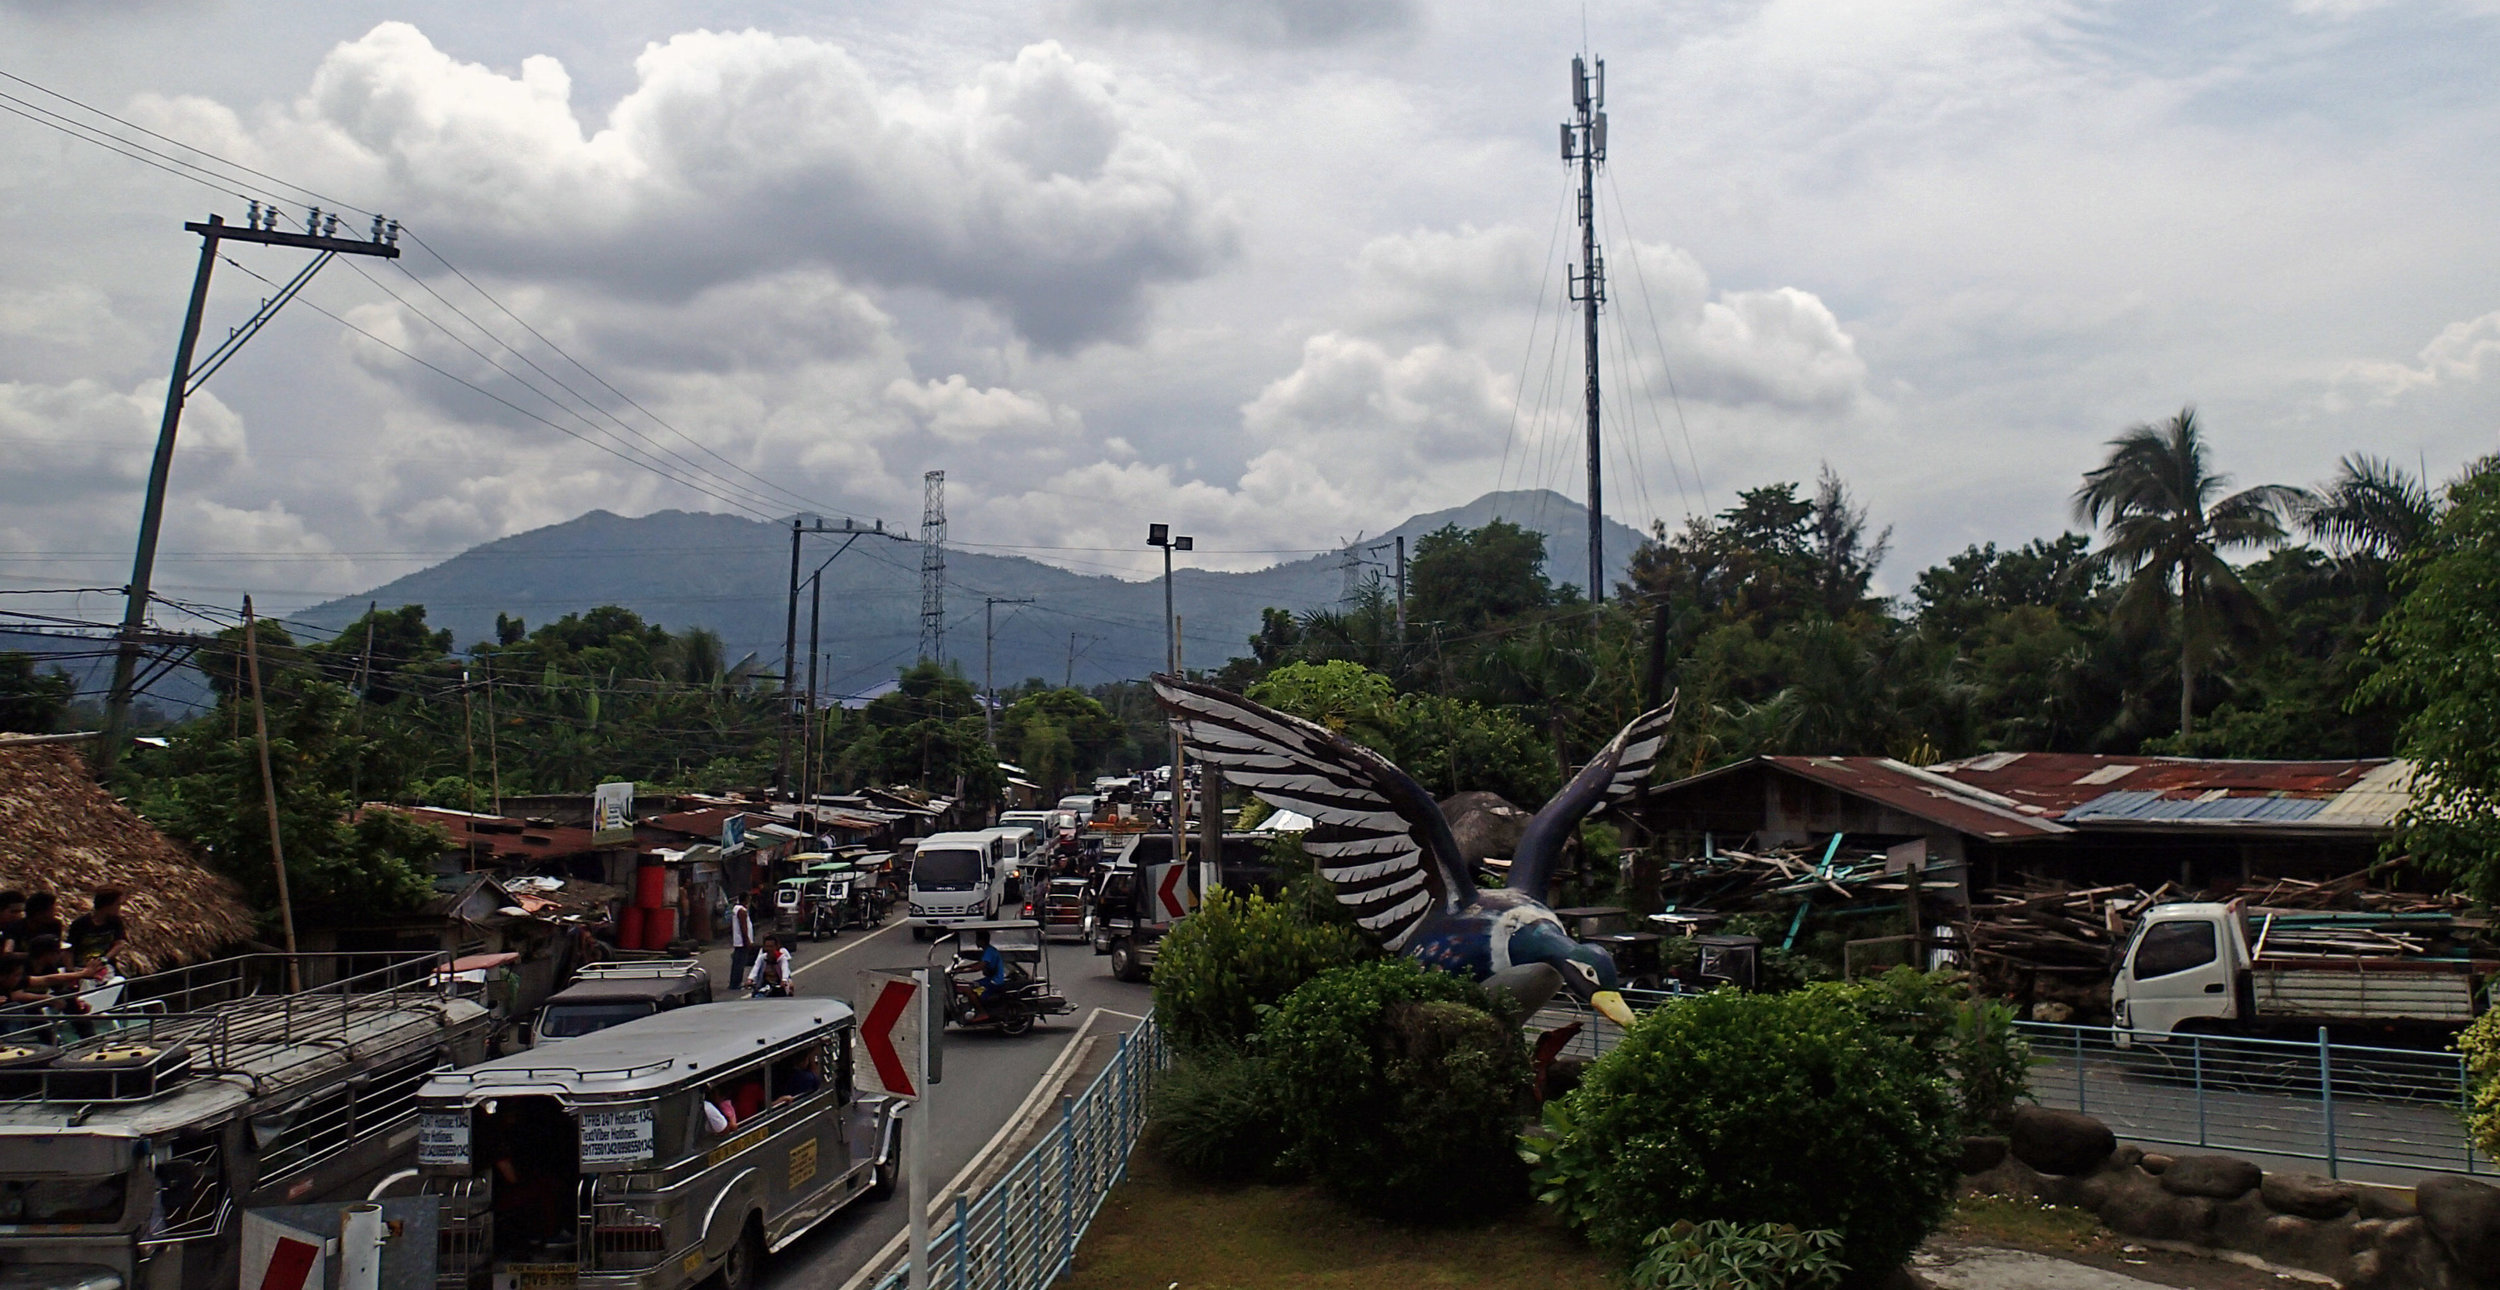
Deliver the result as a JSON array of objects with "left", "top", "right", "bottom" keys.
[
  {"left": 1506, "top": 694, "right": 1679, "bottom": 900},
  {"left": 1152, "top": 674, "right": 1472, "bottom": 950}
]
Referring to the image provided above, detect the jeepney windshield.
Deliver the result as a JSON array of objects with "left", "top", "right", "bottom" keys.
[
  {"left": 538, "top": 1001, "right": 656, "bottom": 1039},
  {"left": 0, "top": 1174, "right": 126, "bottom": 1224},
  {"left": 913, "top": 848, "right": 985, "bottom": 891}
]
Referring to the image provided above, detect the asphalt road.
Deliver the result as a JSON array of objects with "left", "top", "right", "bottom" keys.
[{"left": 717, "top": 920, "right": 1152, "bottom": 1289}]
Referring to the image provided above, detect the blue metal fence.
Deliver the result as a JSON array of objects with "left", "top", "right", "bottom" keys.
[
  {"left": 871, "top": 1015, "right": 1170, "bottom": 1290},
  {"left": 2015, "top": 1021, "right": 2485, "bottom": 1179}
]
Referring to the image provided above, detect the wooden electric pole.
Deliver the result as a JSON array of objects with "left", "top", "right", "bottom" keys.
[{"left": 243, "top": 597, "right": 301, "bottom": 990}]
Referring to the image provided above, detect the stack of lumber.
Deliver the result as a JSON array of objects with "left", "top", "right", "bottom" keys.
[
  {"left": 1957, "top": 879, "right": 2166, "bottom": 976},
  {"left": 1652, "top": 845, "right": 1897, "bottom": 912},
  {"left": 2230, "top": 864, "right": 2472, "bottom": 916}
]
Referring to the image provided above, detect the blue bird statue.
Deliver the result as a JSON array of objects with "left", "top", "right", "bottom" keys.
[{"left": 1152, "top": 674, "right": 1675, "bottom": 1026}]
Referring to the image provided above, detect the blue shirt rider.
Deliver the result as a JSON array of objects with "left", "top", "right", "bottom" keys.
[{"left": 974, "top": 931, "right": 1008, "bottom": 1004}]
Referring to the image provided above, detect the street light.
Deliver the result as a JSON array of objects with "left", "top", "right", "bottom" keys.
[{"left": 1147, "top": 525, "right": 1194, "bottom": 897}]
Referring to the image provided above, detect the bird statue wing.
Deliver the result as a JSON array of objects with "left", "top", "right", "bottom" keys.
[
  {"left": 1506, "top": 693, "right": 1678, "bottom": 899},
  {"left": 1152, "top": 674, "right": 1473, "bottom": 950}
]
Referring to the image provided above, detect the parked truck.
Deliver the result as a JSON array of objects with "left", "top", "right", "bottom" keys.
[
  {"left": 1090, "top": 832, "right": 1282, "bottom": 982},
  {"left": 2112, "top": 900, "right": 2494, "bottom": 1043}
]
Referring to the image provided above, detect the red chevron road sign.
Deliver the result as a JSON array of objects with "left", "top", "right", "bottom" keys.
[{"left": 856, "top": 970, "right": 922, "bottom": 1099}]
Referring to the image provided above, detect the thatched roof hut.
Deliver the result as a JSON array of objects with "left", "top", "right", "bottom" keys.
[{"left": 0, "top": 737, "right": 256, "bottom": 972}]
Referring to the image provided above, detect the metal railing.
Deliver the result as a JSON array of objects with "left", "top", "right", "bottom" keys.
[
  {"left": 871, "top": 1014, "right": 1170, "bottom": 1290},
  {"left": 2016, "top": 1021, "right": 2486, "bottom": 1179}
]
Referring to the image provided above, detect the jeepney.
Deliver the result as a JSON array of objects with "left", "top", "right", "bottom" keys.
[
  {"left": 416, "top": 1001, "right": 902, "bottom": 1290},
  {"left": 0, "top": 952, "right": 491, "bottom": 1290}
]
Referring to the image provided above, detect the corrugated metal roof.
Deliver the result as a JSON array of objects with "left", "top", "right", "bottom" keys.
[
  {"left": 1926, "top": 753, "right": 2393, "bottom": 815},
  {"left": 1756, "top": 756, "right": 2073, "bottom": 840},
  {"left": 2311, "top": 759, "right": 2414, "bottom": 826},
  {"left": 2062, "top": 790, "right": 2329, "bottom": 824}
]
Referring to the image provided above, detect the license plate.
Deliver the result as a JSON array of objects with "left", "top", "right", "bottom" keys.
[{"left": 497, "top": 1264, "right": 578, "bottom": 1290}]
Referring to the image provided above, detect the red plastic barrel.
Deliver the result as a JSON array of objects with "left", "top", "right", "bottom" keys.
[
  {"left": 634, "top": 864, "right": 667, "bottom": 908},
  {"left": 643, "top": 907, "right": 678, "bottom": 946},
  {"left": 616, "top": 906, "right": 646, "bottom": 951}
]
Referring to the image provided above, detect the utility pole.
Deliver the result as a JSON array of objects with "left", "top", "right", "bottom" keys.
[
  {"left": 1147, "top": 525, "right": 1194, "bottom": 894},
  {"left": 242, "top": 596, "right": 301, "bottom": 990},
  {"left": 100, "top": 208, "right": 401, "bottom": 775},
  {"left": 806, "top": 574, "right": 824, "bottom": 803},
  {"left": 1394, "top": 535, "right": 1407, "bottom": 642},
  {"left": 779, "top": 517, "right": 900, "bottom": 798},
  {"left": 982, "top": 597, "right": 1033, "bottom": 741},
  {"left": 1564, "top": 55, "right": 1609, "bottom": 605}
]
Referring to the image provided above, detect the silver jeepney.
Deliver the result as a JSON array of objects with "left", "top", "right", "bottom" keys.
[{"left": 416, "top": 1000, "right": 902, "bottom": 1290}]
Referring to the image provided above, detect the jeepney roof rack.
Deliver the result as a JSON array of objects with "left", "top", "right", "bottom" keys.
[
  {"left": 0, "top": 951, "right": 459, "bottom": 1106},
  {"left": 423, "top": 1000, "right": 855, "bottom": 1097},
  {"left": 571, "top": 959, "right": 707, "bottom": 982}
]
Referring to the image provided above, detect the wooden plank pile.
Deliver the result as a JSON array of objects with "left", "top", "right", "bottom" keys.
[
  {"left": 1652, "top": 845, "right": 1898, "bottom": 912},
  {"left": 1958, "top": 879, "right": 2166, "bottom": 978}
]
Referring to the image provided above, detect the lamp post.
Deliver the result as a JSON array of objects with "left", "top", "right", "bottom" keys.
[{"left": 1147, "top": 525, "right": 1193, "bottom": 895}]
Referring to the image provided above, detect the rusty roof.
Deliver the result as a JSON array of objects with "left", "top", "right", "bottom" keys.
[
  {"left": 1925, "top": 752, "right": 2406, "bottom": 827},
  {"left": 381, "top": 805, "right": 609, "bottom": 862},
  {"left": 1755, "top": 755, "right": 2074, "bottom": 841}
]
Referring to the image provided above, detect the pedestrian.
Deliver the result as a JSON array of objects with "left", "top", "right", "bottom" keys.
[
  {"left": 0, "top": 891, "right": 24, "bottom": 954},
  {"left": 17, "top": 893, "right": 61, "bottom": 949},
  {"left": 25, "top": 935, "right": 104, "bottom": 1038},
  {"left": 67, "top": 888, "right": 127, "bottom": 971},
  {"left": 728, "top": 895, "right": 756, "bottom": 987}
]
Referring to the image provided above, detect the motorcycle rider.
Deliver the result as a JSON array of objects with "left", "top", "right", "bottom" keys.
[{"left": 747, "top": 934, "right": 795, "bottom": 997}]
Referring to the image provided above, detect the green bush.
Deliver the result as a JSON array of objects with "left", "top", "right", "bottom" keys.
[
  {"left": 1629, "top": 1220, "right": 1845, "bottom": 1290},
  {"left": 1812, "top": 969, "right": 2035, "bottom": 1133},
  {"left": 1520, "top": 987, "right": 1959, "bottom": 1286},
  {"left": 1147, "top": 1051, "right": 1292, "bottom": 1183},
  {"left": 1152, "top": 888, "right": 1365, "bottom": 1052},
  {"left": 1261, "top": 959, "right": 1533, "bottom": 1222},
  {"left": 2462, "top": 1008, "right": 2500, "bottom": 1167}
]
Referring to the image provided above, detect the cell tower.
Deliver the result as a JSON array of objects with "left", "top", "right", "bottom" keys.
[
  {"left": 919, "top": 469, "right": 947, "bottom": 662},
  {"left": 1564, "top": 53, "right": 1609, "bottom": 603},
  {"left": 1339, "top": 534, "right": 1366, "bottom": 607}
]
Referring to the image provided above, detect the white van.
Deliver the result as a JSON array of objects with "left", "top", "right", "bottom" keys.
[{"left": 908, "top": 831, "right": 1011, "bottom": 939}]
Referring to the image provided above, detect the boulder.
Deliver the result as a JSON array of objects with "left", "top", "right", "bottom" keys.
[
  {"left": 2008, "top": 1106, "right": 2116, "bottom": 1176},
  {"left": 1956, "top": 1136, "right": 2007, "bottom": 1175},
  {"left": 1439, "top": 792, "right": 1529, "bottom": 867},
  {"left": 2416, "top": 1175, "right": 2500, "bottom": 1286},
  {"left": 2109, "top": 1144, "right": 2143, "bottom": 1170},
  {"left": 2139, "top": 1152, "right": 2173, "bottom": 1175},
  {"left": 2262, "top": 1172, "right": 2356, "bottom": 1220},
  {"left": 2159, "top": 1154, "right": 2263, "bottom": 1199},
  {"left": 2358, "top": 1186, "right": 2418, "bottom": 1221},
  {"left": 2098, "top": 1172, "right": 2218, "bottom": 1242}
]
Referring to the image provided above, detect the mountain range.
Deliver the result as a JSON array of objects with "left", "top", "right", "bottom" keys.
[{"left": 282, "top": 489, "right": 1647, "bottom": 696}]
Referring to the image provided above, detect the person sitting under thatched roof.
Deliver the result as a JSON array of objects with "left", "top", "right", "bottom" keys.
[{"left": 0, "top": 743, "right": 254, "bottom": 974}]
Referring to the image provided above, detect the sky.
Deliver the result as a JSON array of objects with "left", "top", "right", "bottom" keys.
[{"left": 2, "top": 0, "right": 2496, "bottom": 629}]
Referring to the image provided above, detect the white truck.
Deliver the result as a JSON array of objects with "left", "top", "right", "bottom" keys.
[{"left": 2112, "top": 900, "right": 2493, "bottom": 1043}]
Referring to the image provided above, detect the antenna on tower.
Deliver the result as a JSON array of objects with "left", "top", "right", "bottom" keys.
[{"left": 919, "top": 470, "right": 947, "bottom": 662}]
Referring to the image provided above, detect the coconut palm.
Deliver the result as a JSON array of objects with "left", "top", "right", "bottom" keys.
[
  {"left": 2292, "top": 453, "right": 2438, "bottom": 562},
  {"left": 2073, "top": 407, "right": 2302, "bottom": 738}
]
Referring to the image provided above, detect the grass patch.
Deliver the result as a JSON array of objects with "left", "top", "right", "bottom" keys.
[
  {"left": 1060, "top": 1150, "right": 1617, "bottom": 1290},
  {"left": 1942, "top": 1193, "right": 2109, "bottom": 1255}
]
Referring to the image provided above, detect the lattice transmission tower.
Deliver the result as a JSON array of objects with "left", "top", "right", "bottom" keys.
[{"left": 919, "top": 470, "right": 947, "bottom": 662}]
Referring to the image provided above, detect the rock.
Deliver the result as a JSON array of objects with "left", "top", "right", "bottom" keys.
[
  {"left": 1956, "top": 1135, "right": 2007, "bottom": 1175},
  {"left": 2109, "top": 1143, "right": 2143, "bottom": 1170},
  {"left": 2031, "top": 1001, "right": 2075, "bottom": 1023},
  {"left": 2008, "top": 1105, "right": 2116, "bottom": 1176},
  {"left": 2098, "top": 1170, "right": 2217, "bottom": 1242},
  {"left": 2354, "top": 1218, "right": 2388, "bottom": 1245},
  {"left": 2159, "top": 1154, "right": 2263, "bottom": 1199},
  {"left": 2140, "top": 1152, "right": 2173, "bottom": 1175},
  {"left": 2345, "top": 1248, "right": 2388, "bottom": 1290},
  {"left": 2416, "top": 1175, "right": 2500, "bottom": 1285},
  {"left": 2262, "top": 1172, "right": 2356, "bottom": 1220},
  {"left": 2358, "top": 1186, "right": 2417, "bottom": 1221},
  {"left": 1439, "top": 792, "right": 1528, "bottom": 867}
]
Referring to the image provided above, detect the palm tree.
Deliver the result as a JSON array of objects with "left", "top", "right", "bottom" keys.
[
  {"left": 2292, "top": 453, "right": 2438, "bottom": 562},
  {"left": 2072, "top": 407, "right": 2301, "bottom": 738}
]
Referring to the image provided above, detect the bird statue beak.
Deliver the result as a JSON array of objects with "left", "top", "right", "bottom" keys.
[{"left": 1591, "top": 990, "right": 1635, "bottom": 1027}]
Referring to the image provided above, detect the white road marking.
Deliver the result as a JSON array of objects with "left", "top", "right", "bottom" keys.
[{"left": 793, "top": 919, "right": 911, "bottom": 980}]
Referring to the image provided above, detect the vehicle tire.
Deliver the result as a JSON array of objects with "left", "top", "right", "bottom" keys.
[
  {"left": 999, "top": 1009, "right": 1035, "bottom": 1037},
  {"left": 1109, "top": 940, "right": 1140, "bottom": 983},
  {"left": 719, "top": 1215, "right": 764, "bottom": 1290},
  {"left": 870, "top": 1127, "right": 900, "bottom": 1200}
]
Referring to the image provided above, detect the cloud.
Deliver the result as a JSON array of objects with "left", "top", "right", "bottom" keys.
[
  {"left": 2336, "top": 310, "right": 2500, "bottom": 402},
  {"left": 1074, "top": 0, "right": 1417, "bottom": 48},
  {"left": 0, "top": 378, "right": 245, "bottom": 507},
  {"left": 887, "top": 375, "right": 1084, "bottom": 447},
  {"left": 136, "top": 24, "right": 1237, "bottom": 349}
]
